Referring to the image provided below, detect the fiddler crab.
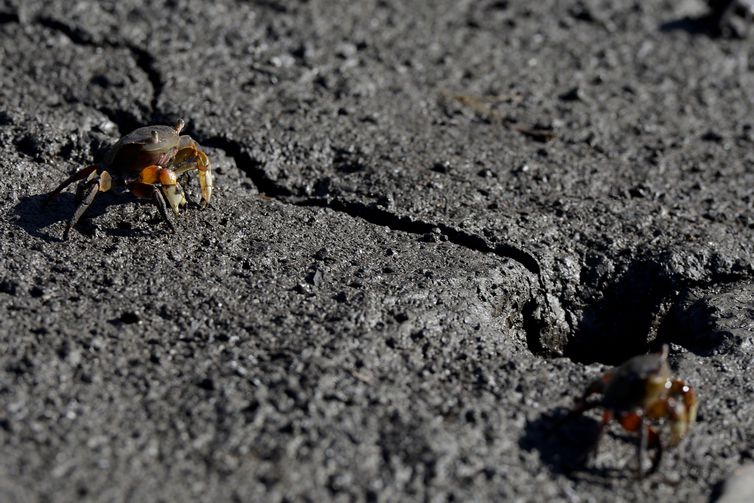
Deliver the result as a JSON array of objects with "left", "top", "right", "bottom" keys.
[
  {"left": 706, "top": 0, "right": 753, "bottom": 36},
  {"left": 562, "top": 345, "right": 698, "bottom": 478},
  {"left": 46, "top": 119, "right": 212, "bottom": 239}
]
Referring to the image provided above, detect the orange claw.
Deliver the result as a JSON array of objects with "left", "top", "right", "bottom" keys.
[
  {"left": 667, "top": 380, "right": 698, "bottom": 445},
  {"left": 172, "top": 142, "right": 212, "bottom": 207},
  {"left": 136, "top": 165, "right": 184, "bottom": 214},
  {"left": 138, "top": 165, "right": 161, "bottom": 185}
]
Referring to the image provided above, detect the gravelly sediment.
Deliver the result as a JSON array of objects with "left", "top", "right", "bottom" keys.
[{"left": 1, "top": 1, "right": 752, "bottom": 501}]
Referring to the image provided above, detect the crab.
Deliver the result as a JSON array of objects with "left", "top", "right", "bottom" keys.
[
  {"left": 706, "top": 0, "right": 754, "bottom": 37},
  {"left": 46, "top": 119, "right": 212, "bottom": 239},
  {"left": 564, "top": 345, "right": 698, "bottom": 478}
]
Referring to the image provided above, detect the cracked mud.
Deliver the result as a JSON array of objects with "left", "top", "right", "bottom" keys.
[{"left": 1, "top": 1, "right": 753, "bottom": 501}]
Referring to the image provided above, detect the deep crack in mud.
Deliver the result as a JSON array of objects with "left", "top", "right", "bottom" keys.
[
  {"left": 567, "top": 257, "right": 751, "bottom": 364},
  {"left": 197, "top": 133, "right": 568, "bottom": 362}
]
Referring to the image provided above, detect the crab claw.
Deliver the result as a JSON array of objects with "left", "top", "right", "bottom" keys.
[
  {"left": 161, "top": 182, "right": 187, "bottom": 215},
  {"left": 667, "top": 380, "right": 698, "bottom": 446},
  {"left": 173, "top": 140, "right": 212, "bottom": 208},
  {"left": 198, "top": 153, "right": 212, "bottom": 208},
  {"left": 139, "top": 165, "right": 183, "bottom": 215}
]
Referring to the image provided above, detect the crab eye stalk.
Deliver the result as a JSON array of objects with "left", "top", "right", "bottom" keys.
[
  {"left": 174, "top": 119, "right": 185, "bottom": 133},
  {"left": 150, "top": 130, "right": 160, "bottom": 144},
  {"left": 659, "top": 344, "right": 669, "bottom": 360}
]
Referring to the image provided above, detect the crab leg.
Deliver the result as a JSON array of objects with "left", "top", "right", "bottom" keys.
[
  {"left": 618, "top": 412, "right": 662, "bottom": 478},
  {"left": 63, "top": 178, "right": 100, "bottom": 240},
  {"left": 567, "top": 369, "right": 615, "bottom": 416},
  {"left": 128, "top": 181, "right": 177, "bottom": 231},
  {"left": 637, "top": 417, "right": 647, "bottom": 477},
  {"left": 45, "top": 165, "right": 98, "bottom": 204},
  {"left": 646, "top": 427, "right": 663, "bottom": 475},
  {"left": 152, "top": 187, "right": 177, "bottom": 232},
  {"left": 589, "top": 409, "right": 613, "bottom": 459},
  {"left": 552, "top": 370, "right": 615, "bottom": 435},
  {"left": 60, "top": 170, "right": 112, "bottom": 239}
]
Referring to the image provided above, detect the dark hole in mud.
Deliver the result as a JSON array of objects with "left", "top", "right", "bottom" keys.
[
  {"left": 565, "top": 261, "right": 674, "bottom": 365},
  {"left": 656, "top": 287, "right": 746, "bottom": 357},
  {"left": 561, "top": 256, "right": 747, "bottom": 364},
  {"left": 118, "top": 311, "right": 141, "bottom": 324}
]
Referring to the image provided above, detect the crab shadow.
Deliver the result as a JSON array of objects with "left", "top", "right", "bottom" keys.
[
  {"left": 519, "top": 407, "right": 626, "bottom": 483},
  {"left": 14, "top": 191, "right": 158, "bottom": 241},
  {"left": 659, "top": 16, "right": 711, "bottom": 35},
  {"left": 660, "top": 9, "right": 751, "bottom": 38}
]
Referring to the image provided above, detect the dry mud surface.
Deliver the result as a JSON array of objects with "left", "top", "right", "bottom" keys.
[{"left": 1, "top": 1, "right": 753, "bottom": 501}]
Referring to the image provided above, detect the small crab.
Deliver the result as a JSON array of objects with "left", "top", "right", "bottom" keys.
[
  {"left": 564, "top": 345, "right": 698, "bottom": 478},
  {"left": 706, "top": 0, "right": 754, "bottom": 37},
  {"left": 46, "top": 119, "right": 212, "bottom": 239}
]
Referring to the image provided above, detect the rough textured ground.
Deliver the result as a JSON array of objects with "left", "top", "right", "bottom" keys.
[{"left": 0, "top": 0, "right": 752, "bottom": 501}]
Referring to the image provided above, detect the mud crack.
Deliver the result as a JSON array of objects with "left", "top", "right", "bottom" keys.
[
  {"left": 197, "top": 134, "right": 563, "bottom": 353},
  {"left": 199, "top": 135, "right": 545, "bottom": 275},
  {"left": 293, "top": 197, "right": 541, "bottom": 275},
  {"left": 31, "top": 15, "right": 163, "bottom": 120},
  {"left": 200, "top": 136, "right": 294, "bottom": 198}
]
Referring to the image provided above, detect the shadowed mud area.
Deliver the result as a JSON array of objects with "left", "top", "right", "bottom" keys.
[{"left": 1, "top": 1, "right": 753, "bottom": 501}]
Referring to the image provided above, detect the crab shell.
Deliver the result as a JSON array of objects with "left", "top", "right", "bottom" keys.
[
  {"left": 103, "top": 124, "right": 185, "bottom": 178},
  {"left": 601, "top": 352, "right": 672, "bottom": 413}
]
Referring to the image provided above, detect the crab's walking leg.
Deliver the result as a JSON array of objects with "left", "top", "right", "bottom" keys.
[
  {"left": 568, "top": 408, "right": 614, "bottom": 467},
  {"left": 553, "top": 370, "right": 615, "bottom": 436},
  {"left": 618, "top": 411, "right": 662, "bottom": 478},
  {"left": 63, "top": 179, "right": 99, "bottom": 240},
  {"left": 152, "top": 188, "right": 177, "bottom": 232},
  {"left": 558, "top": 369, "right": 615, "bottom": 423},
  {"left": 129, "top": 181, "right": 177, "bottom": 231},
  {"left": 60, "top": 170, "right": 111, "bottom": 239},
  {"left": 45, "top": 165, "right": 98, "bottom": 204},
  {"left": 638, "top": 418, "right": 648, "bottom": 478},
  {"left": 646, "top": 427, "right": 663, "bottom": 475},
  {"left": 589, "top": 409, "right": 613, "bottom": 460},
  {"left": 576, "top": 369, "right": 614, "bottom": 411}
]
